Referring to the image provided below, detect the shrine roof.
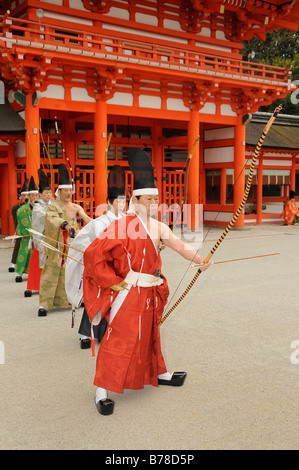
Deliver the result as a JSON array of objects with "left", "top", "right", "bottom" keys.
[
  {"left": 0, "top": 101, "right": 25, "bottom": 136},
  {"left": 246, "top": 112, "right": 299, "bottom": 150}
]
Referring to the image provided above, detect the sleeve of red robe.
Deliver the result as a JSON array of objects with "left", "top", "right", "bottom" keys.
[{"left": 83, "top": 220, "right": 130, "bottom": 320}]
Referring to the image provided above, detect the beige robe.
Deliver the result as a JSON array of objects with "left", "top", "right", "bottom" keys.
[{"left": 39, "top": 200, "right": 78, "bottom": 310}]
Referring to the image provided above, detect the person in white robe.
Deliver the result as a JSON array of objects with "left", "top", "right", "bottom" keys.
[{"left": 65, "top": 165, "right": 126, "bottom": 349}]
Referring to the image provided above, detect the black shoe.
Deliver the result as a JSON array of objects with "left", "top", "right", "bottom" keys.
[
  {"left": 8, "top": 267, "right": 15, "bottom": 272},
  {"left": 158, "top": 372, "right": 187, "bottom": 387},
  {"left": 15, "top": 276, "right": 22, "bottom": 283},
  {"left": 38, "top": 308, "right": 48, "bottom": 317},
  {"left": 80, "top": 338, "right": 91, "bottom": 349},
  {"left": 95, "top": 398, "right": 114, "bottom": 416},
  {"left": 24, "top": 290, "right": 32, "bottom": 297}
]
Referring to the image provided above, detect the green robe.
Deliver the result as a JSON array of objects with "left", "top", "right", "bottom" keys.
[
  {"left": 39, "top": 200, "right": 78, "bottom": 310},
  {"left": 15, "top": 203, "right": 32, "bottom": 275}
]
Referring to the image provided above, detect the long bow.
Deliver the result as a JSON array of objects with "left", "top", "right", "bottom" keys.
[{"left": 158, "top": 104, "right": 283, "bottom": 327}]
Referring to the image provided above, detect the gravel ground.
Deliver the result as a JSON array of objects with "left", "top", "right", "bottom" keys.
[{"left": 0, "top": 223, "right": 299, "bottom": 450}]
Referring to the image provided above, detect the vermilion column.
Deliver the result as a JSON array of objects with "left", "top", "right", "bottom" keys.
[
  {"left": 234, "top": 118, "right": 246, "bottom": 228},
  {"left": 187, "top": 110, "right": 200, "bottom": 230},
  {"left": 94, "top": 99, "right": 108, "bottom": 211},
  {"left": 8, "top": 143, "right": 17, "bottom": 235},
  {"left": 0, "top": 163, "right": 9, "bottom": 235},
  {"left": 25, "top": 93, "right": 40, "bottom": 182},
  {"left": 256, "top": 160, "right": 263, "bottom": 224}
]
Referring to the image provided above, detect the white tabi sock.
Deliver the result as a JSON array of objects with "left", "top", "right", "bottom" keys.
[
  {"left": 158, "top": 372, "right": 173, "bottom": 381},
  {"left": 95, "top": 387, "right": 108, "bottom": 404},
  {"left": 80, "top": 335, "right": 90, "bottom": 341}
]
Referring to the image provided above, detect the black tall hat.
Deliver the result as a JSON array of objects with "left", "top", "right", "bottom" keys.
[
  {"left": 290, "top": 190, "right": 296, "bottom": 199},
  {"left": 58, "top": 163, "right": 72, "bottom": 189},
  {"left": 38, "top": 168, "right": 51, "bottom": 193},
  {"left": 108, "top": 165, "right": 125, "bottom": 200},
  {"left": 28, "top": 176, "right": 39, "bottom": 194},
  {"left": 126, "top": 147, "right": 158, "bottom": 196},
  {"left": 20, "top": 178, "right": 29, "bottom": 195}
]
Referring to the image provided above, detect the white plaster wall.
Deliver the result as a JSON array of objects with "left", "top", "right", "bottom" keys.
[
  {"left": 261, "top": 151, "right": 294, "bottom": 158},
  {"left": 41, "top": 85, "right": 65, "bottom": 100},
  {"left": 136, "top": 13, "right": 158, "bottom": 27},
  {"left": 139, "top": 95, "right": 161, "bottom": 109},
  {"left": 199, "top": 102, "right": 216, "bottom": 114},
  {"left": 261, "top": 218, "right": 282, "bottom": 222},
  {"left": 204, "top": 127, "right": 234, "bottom": 141},
  {"left": 69, "top": 0, "right": 87, "bottom": 11},
  {"left": 102, "top": 24, "right": 188, "bottom": 44},
  {"left": 43, "top": 11, "right": 93, "bottom": 26},
  {"left": 71, "top": 87, "right": 95, "bottom": 102},
  {"left": 105, "top": 7, "right": 130, "bottom": 21},
  {"left": 262, "top": 203, "right": 284, "bottom": 214},
  {"left": 221, "top": 104, "right": 237, "bottom": 116},
  {"left": 196, "top": 41, "right": 231, "bottom": 52},
  {"left": 198, "top": 28, "right": 211, "bottom": 37},
  {"left": 166, "top": 98, "right": 189, "bottom": 112},
  {"left": 107, "top": 92, "right": 133, "bottom": 106},
  {"left": 163, "top": 19, "right": 183, "bottom": 32},
  {"left": 42, "top": 0, "right": 63, "bottom": 5},
  {"left": 263, "top": 160, "right": 292, "bottom": 167},
  {"left": 204, "top": 146, "right": 234, "bottom": 164}
]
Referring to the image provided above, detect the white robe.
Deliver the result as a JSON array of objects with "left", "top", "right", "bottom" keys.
[{"left": 65, "top": 210, "right": 125, "bottom": 308}]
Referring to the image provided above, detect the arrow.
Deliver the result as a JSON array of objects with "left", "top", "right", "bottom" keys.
[
  {"left": 191, "top": 252, "right": 280, "bottom": 268},
  {"left": 40, "top": 240, "right": 85, "bottom": 266},
  {"left": 27, "top": 228, "right": 84, "bottom": 254},
  {"left": 4, "top": 234, "right": 23, "bottom": 240}
]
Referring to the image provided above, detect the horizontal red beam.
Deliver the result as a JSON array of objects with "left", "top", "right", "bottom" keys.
[{"left": 0, "top": 14, "right": 291, "bottom": 86}]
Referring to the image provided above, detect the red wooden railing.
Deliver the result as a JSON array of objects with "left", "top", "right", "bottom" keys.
[{"left": 0, "top": 14, "right": 292, "bottom": 84}]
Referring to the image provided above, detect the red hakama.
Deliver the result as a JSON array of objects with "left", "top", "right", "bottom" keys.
[
  {"left": 83, "top": 213, "right": 169, "bottom": 394},
  {"left": 26, "top": 245, "right": 42, "bottom": 291}
]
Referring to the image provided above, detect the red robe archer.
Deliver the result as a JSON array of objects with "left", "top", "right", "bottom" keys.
[{"left": 83, "top": 213, "right": 169, "bottom": 394}]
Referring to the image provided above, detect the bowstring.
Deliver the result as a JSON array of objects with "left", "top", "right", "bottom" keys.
[{"left": 162, "top": 146, "right": 257, "bottom": 313}]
